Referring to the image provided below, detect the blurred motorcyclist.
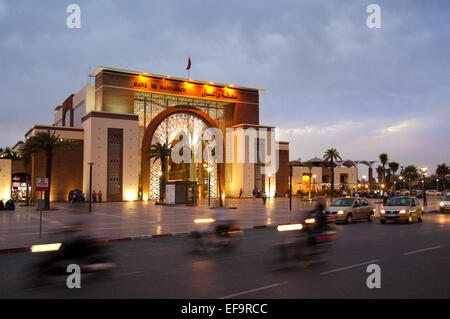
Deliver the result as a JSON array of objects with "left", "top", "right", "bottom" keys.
[
  {"left": 213, "top": 208, "right": 234, "bottom": 235},
  {"left": 304, "top": 198, "right": 328, "bottom": 234}
]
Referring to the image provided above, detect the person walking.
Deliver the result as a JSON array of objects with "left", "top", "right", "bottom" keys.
[
  {"left": 252, "top": 189, "right": 256, "bottom": 199},
  {"left": 98, "top": 190, "right": 102, "bottom": 203},
  {"left": 239, "top": 189, "right": 243, "bottom": 198},
  {"left": 92, "top": 190, "right": 97, "bottom": 203},
  {"left": 262, "top": 193, "right": 267, "bottom": 205}
]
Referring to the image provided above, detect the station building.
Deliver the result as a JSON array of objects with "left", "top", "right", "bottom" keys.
[{"left": 4, "top": 67, "right": 290, "bottom": 202}]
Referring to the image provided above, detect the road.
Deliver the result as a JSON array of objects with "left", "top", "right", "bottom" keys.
[
  {"left": 0, "top": 197, "right": 441, "bottom": 250},
  {"left": 1, "top": 212, "right": 449, "bottom": 299}
]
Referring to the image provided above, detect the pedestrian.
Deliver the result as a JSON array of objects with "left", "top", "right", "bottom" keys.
[
  {"left": 98, "top": 190, "right": 102, "bottom": 203},
  {"left": 252, "top": 189, "right": 256, "bottom": 199},
  {"left": 239, "top": 189, "right": 243, "bottom": 198},
  {"left": 383, "top": 191, "right": 388, "bottom": 204},
  {"left": 92, "top": 190, "right": 97, "bottom": 203},
  {"left": 262, "top": 193, "right": 267, "bottom": 205}
]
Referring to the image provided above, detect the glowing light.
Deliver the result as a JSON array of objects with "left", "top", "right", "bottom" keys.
[
  {"left": 194, "top": 218, "right": 215, "bottom": 224},
  {"left": 305, "top": 218, "right": 316, "bottom": 224},
  {"left": 143, "top": 195, "right": 149, "bottom": 201},
  {"left": 125, "top": 192, "right": 137, "bottom": 201},
  {"left": 338, "top": 210, "right": 344, "bottom": 215},
  {"left": 31, "top": 243, "right": 62, "bottom": 253},
  {"left": 399, "top": 210, "right": 406, "bottom": 214},
  {"left": 221, "top": 193, "right": 226, "bottom": 200},
  {"left": 277, "top": 224, "right": 303, "bottom": 232}
]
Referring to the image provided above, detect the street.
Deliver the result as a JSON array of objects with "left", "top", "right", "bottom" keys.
[{"left": 1, "top": 212, "right": 449, "bottom": 299}]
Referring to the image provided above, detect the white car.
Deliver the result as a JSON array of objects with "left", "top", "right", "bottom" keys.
[
  {"left": 440, "top": 193, "right": 450, "bottom": 213},
  {"left": 426, "top": 190, "right": 442, "bottom": 196}
]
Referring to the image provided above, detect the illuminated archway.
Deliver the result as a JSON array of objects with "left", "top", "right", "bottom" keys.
[{"left": 141, "top": 106, "right": 221, "bottom": 200}]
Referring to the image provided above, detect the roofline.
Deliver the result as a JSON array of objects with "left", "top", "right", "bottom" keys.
[
  {"left": 89, "top": 66, "right": 263, "bottom": 93},
  {"left": 25, "top": 125, "right": 84, "bottom": 138}
]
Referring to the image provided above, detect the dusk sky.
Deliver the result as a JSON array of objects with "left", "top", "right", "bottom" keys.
[{"left": 0, "top": 0, "right": 449, "bottom": 174}]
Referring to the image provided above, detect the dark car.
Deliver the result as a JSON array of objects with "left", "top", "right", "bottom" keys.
[{"left": 68, "top": 190, "right": 85, "bottom": 203}]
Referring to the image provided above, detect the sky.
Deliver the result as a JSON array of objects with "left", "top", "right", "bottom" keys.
[{"left": 0, "top": 0, "right": 449, "bottom": 175}]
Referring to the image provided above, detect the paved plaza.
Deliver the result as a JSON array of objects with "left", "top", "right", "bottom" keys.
[{"left": 0, "top": 197, "right": 441, "bottom": 250}]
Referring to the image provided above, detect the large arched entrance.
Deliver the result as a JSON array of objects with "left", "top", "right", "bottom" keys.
[{"left": 141, "top": 106, "right": 221, "bottom": 201}]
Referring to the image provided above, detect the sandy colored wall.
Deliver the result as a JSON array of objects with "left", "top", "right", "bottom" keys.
[
  {"left": 82, "top": 113, "right": 139, "bottom": 202},
  {"left": 0, "top": 159, "right": 12, "bottom": 201}
]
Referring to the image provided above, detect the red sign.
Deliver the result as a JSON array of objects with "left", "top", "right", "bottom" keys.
[{"left": 36, "top": 178, "right": 49, "bottom": 191}]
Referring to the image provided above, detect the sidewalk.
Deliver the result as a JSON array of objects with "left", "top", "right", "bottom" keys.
[{"left": 0, "top": 197, "right": 440, "bottom": 250}]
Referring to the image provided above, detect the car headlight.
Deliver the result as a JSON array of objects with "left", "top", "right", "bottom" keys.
[
  {"left": 399, "top": 210, "right": 406, "bottom": 214},
  {"left": 381, "top": 209, "right": 385, "bottom": 214},
  {"left": 440, "top": 202, "right": 445, "bottom": 207},
  {"left": 337, "top": 210, "right": 344, "bottom": 215}
]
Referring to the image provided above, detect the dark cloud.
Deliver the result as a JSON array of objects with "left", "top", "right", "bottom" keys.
[{"left": 0, "top": 0, "right": 448, "bottom": 171}]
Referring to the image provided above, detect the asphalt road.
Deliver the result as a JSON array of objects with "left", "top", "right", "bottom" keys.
[{"left": 1, "top": 212, "right": 449, "bottom": 299}]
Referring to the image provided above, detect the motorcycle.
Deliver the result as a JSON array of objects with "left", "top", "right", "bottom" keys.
[
  {"left": 268, "top": 217, "right": 336, "bottom": 270},
  {"left": 190, "top": 218, "right": 243, "bottom": 252},
  {"left": 26, "top": 236, "right": 116, "bottom": 286}
]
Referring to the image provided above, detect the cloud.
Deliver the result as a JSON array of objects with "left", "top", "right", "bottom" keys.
[{"left": 0, "top": 0, "right": 449, "bottom": 173}]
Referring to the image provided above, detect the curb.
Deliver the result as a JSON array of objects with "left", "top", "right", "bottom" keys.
[{"left": 0, "top": 224, "right": 275, "bottom": 255}]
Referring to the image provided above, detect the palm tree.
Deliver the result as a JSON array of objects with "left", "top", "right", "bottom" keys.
[
  {"left": 22, "top": 130, "right": 75, "bottom": 210},
  {"left": 323, "top": 148, "right": 342, "bottom": 201},
  {"left": 147, "top": 142, "right": 172, "bottom": 203},
  {"left": 388, "top": 161, "right": 400, "bottom": 190},
  {"left": 379, "top": 153, "right": 388, "bottom": 184},
  {"left": 0, "top": 147, "right": 20, "bottom": 160},
  {"left": 403, "top": 165, "right": 419, "bottom": 193},
  {"left": 436, "top": 163, "right": 450, "bottom": 191}
]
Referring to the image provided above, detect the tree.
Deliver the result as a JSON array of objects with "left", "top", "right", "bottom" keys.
[
  {"left": 323, "top": 148, "right": 342, "bottom": 201},
  {"left": 147, "top": 142, "right": 172, "bottom": 203},
  {"left": 0, "top": 147, "right": 21, "bottom": 160},
  {"left": 379, "top": 153, "right": 388, "bottom": 184},
  {"left": 403, "top": 165, "right": 419, "bottom": 193},
  {"left": 22, "top": 130, "right": 75, "bottom": 210},
  {"left": 388, "top": 161, "right": 400, "bottom": 190},
  {"left": 436, "top": 163, "right": 450, "bottom": 191}
]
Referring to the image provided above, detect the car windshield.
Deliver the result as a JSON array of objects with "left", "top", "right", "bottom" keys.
[
  {"left": 330, "top": 198, "right": 355, "bottom": 207},
  {"left": 386, "top": 198, "right": 411, "bottom": 206}
]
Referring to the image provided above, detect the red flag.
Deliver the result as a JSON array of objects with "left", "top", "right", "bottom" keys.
[{"left": 186, "top": 56, "right": 191, "bottom": 70}]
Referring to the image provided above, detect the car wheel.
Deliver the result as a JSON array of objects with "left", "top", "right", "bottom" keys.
[
  {"left": 345, "top": 214, "right": 353, "bottom": 224},
  {"left": 367, "top": 211, "right": 374, "bottom": 222},
  {"left": 418, "top": 213, "right": 423, "bottom": 222}
]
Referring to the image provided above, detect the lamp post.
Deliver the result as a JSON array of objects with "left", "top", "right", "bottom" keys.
[
  {"left": 87, "top": 162, "right": 94, "bottom": 213},
  {"left": 436, "top": 178, "right": 439, "bottom": 192},
  {"left": 207, "top": 167, "right": 213, "bottom": 207},
  {"left": 268, "top": 173, "right": 272, "bottom": 201},
  {"left": 420, "top": 166, "right": 428, "bottom": 206}
]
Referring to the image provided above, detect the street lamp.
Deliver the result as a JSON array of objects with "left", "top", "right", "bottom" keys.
[
  {"left": 420, "top": 166, "right": 428, "bottom": 206},
  {"left": 207, "top": 167, "right": 213, "bottom": 207},
  {"left": 268, "top": 173, "right": 272, "bottom": 200},
  {"left": 436, "top": 178, "right": 439, "bottom": 192},
  {"left": 87, "top": 162, "right": 94, "bottom": 213}
]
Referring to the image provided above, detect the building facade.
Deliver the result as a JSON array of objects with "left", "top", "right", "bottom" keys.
[{"left": 14, "top": 66, "right": 290, "bottom": 202}]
